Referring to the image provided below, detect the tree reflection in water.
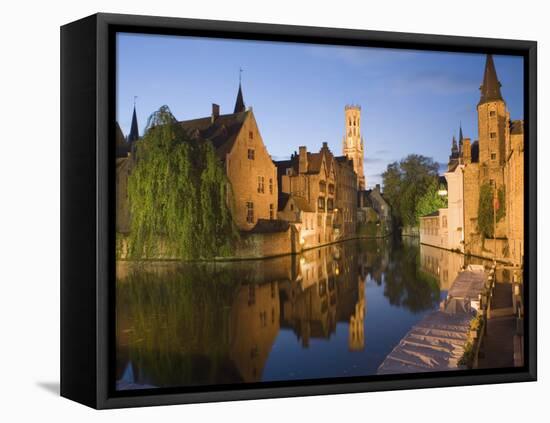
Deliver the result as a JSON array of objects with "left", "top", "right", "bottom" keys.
[{"left": 116, "top": 237, "right": 444, "bottom": 390}]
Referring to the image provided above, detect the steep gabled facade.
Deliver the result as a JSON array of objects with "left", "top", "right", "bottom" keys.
[
  {"left": 179, "top": 102, "right": 278, "bottom": 231},
  {"left": 275, "top": 143, "right": 337, "bottom": 248}
]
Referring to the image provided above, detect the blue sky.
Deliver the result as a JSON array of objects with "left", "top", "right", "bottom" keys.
[{"left": 116, "top": 33, "right": 523, "bottom": 187}]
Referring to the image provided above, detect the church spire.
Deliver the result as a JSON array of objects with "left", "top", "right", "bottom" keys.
[
  {"left": 234, "top": 68, "right": 246, "bottom": 113},
  {"left": 128, "top": 101, "right": 139, "bottom": 144},
  {"left": 479, "top": 54, "right": 503, "bottom": 105},
  {"left": 459, "top": 123, "right": 464, "bottom": 144},
  {"left": 451, "top": 135, "right": 458, "bottom": 155}
]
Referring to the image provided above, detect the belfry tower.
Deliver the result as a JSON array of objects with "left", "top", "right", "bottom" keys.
[{"left": 343, "top": 105, "right": 365, "bottom": 190}]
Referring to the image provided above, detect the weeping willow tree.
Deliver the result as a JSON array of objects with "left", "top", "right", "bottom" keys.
[{"left": 127, "top": 106, "right": 239, "bottom": 259}]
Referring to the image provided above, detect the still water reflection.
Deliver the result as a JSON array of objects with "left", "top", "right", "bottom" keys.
[{"left": 116, "top": 238, "right": 474, "bottom": 390}]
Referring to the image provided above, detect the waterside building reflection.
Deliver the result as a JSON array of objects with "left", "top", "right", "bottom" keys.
[{"left": 116, "top": 238, "right": 449, "bottom": 389}]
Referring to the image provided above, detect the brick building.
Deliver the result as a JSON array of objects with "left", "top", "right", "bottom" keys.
[
  {"left": 334, "top": 156, "right": 358, "bottom": 238},
  {"left": 420, "top": 55, "right": 524, "bottom": 265},
  {"left": 463, "top": 54, "right": 524, "bottom": 264},
  {"left": 275, "top": 143, "right": 337, "bottom": 248},
  {"left": 179, "top": 85, "right": 278, "bottom": 231}
]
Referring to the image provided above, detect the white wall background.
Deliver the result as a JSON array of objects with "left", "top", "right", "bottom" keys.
[{"left": 0, "top": 0, "right": 546, "bottom": 421}]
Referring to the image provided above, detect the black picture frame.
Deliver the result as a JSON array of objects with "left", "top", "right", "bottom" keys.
[{"left": 60, "top": 12, "right": 537, "bottom": 409}]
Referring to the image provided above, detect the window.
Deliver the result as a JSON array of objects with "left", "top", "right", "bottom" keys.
[
  {"left": 490, "top": 110, "right": 496, "bottom": 117},
  {"left": 490, "top": 132, "right": 497, "bottom": 139},
  {"left": 327, "top": 198, "right": 334, "bottom": 211},
  {"left": 269, "top": 178, "right": 273, "bottom": 194},
  {"left": 269, "top": 204, "right": 274, "bottom": 220},
  {"left": 319, "top": 180, "right": 326, "bottom": 193},
  {"left": 257, "top": 176, "right": 265, "bottom": 193},
  {"left": 290, "top": 203, "right": 294, "bottom": 212},
  {"left": 247, "top": 149, "right": 255, "bottom": 160},
  {"left": 328, "top": 183, "right": 335, "bottom": 195},
  {"left": 249, "top": 131, "right": 253, "bottom": 140},
  {"left": 442, "top": 216, "right": 447, "bottom": 228},
  {"left": 318, "top": 197, "right": 325, "bottom": 212},
  {"left": 491, "top": 152, "right": 497, "bottom": 160},
  {"left": 246, "top": 202, "right": 254, "bottom": 223},
  {"left": 317, "top": 214, "right": 322, "bottom": 227},
  {"left": 489, "top": 179, "right": 495, "bottom": 187}
]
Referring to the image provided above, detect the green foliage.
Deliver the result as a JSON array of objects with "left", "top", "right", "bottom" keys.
[
  {"left": 416, "top": 179, "right": 448, "bottom": 222},
  {"left": 127, "top": 106, "right": 239, "bottom": 259},
  {"left": 381, "top": 154, "right": 441, "bottom": 228},
  {"left": 477, "top": 183, "right": 506, "bottom": 239},
  {"left": 116, "top": 263, "right": 241, "bottom": 386},
  {"left": 376, "top": 238, "right": 441, "bottom": 313}
]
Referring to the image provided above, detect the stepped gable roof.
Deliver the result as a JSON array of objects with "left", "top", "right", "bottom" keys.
[
  {"left": 479, "top": 54, "right": 504, "bottom": 105},
  {"left": 510, "top": 120, "right": 524, "bottom": 135},
  {"left": 179, "top": 110, "right": 249, "bottom": 160}
]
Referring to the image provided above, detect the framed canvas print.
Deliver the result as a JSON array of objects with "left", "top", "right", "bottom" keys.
[{"left": 60, "top": 13, "right": 537, "bottom": 409}]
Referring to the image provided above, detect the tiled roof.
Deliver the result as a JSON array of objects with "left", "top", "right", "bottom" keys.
[{"left": 179, "top": 111, "right": 248, "bottom": 160}]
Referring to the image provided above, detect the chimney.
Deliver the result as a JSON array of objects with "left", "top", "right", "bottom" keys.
[
  {"left": 462, "top": 138, "right": 471, "bottom": 164},
  {"left": 375, "top": 184, "right": 381, "bottom": 192},
  {"left": 211, "top": 103, "right": 220, "bottom": 123},
  {"left": 322, "top": 142, "right": 328, "bottom": 150},
  {"left": 299, "top": 146, "right": 308, "bottom": 174}
]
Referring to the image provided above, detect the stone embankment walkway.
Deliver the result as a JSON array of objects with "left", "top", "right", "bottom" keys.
[
  {"left": 477, "top": 282, "right": 516, "bottom": 369},
  {"left": 377, "top": 267, "right": 487, "bottom": 374}
]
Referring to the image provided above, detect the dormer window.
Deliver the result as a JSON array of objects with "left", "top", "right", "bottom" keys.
[
  {"left": 490, "top": 110, "right": 496, "bottom": 117},
  {"left": 247, "top": 149, "right": 255, "bottom": 160}
]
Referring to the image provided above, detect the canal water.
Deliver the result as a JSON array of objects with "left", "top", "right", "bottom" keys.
[{"left": 115, "top": 237, "right": 483, "bottom": 390}]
